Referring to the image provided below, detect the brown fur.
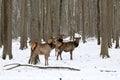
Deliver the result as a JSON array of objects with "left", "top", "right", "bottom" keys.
[
  {"left": 54, "top": 35, "right": 64, "bottom": 56},
  {"left": 31, "top": 42, "right": 37, "bottom": 51},
  {"left": 56, "top": 37, "right": 81, "bottom": 60},
  {"left": 28, "top": 39, "right": 55, "bottom": 66}
]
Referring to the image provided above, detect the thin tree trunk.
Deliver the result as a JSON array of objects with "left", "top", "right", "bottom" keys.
[
  {"left": 107, "top": 0, "right": 112, "bottom": 48},
  {"left": 115, "top": 0, "right": 120, "bottom": 48},
  {"left": 20, "top": 0, "right": 28, "bottom": 50},
  {"left": 82, "top": 0, "right": 86, "bottom": 43},
  {"left": 97, "top": 0, "right": 100, "bottom": 45},
  {"left": 0, "top": 0, "right": 2, "bottom": 47}
]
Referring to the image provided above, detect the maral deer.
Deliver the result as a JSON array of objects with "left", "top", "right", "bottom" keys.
[
  {"left": 28, "top": 38, "right": 55, "bottom": 66},
  {"left": 56, "top": 37, "right": 81, "bottom": 60}
]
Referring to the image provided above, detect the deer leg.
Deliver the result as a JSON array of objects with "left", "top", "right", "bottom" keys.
[
  {"left": 28, "top": 52, "right": 33, "bottom": 64},
  {"left": 44, "top": 54, "right": 48, "bottom": 66},
  {"left": 55, "top": 47, "right": 58, "bottom": 56},
  {"left": 30, "top": 53, "right": 38, "bottom": 64},
  {"left": 56, "top": 51, "right": 59, "bottom": 60},
  {"left": 34, "top": 55, "right": 40, "bottom": 64},
  {"left": 60, "top": 51, "right": 62, "bottom": 60},
  {"left": 29, "top": 50, "right": 40, "bottom": 64},
  {"left": 35, "top": 55, "right": 40, "bottom": 63},
  {"left": 70, "top": 51, "right": 73, "bottom": 60},
  {"left": 57, "top": 51, "right": 62, "bottom": 60}
]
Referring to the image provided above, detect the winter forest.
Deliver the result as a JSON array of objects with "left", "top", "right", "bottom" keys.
[{"left": 0, "top": 0, "right": 120, "bottom": 80}]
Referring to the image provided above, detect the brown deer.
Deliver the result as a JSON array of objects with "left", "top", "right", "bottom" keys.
[
  {"left": 54, "top": 35, "right": 64, "bottom": 56},
  {"left": 56, "top": 37, "right": 81, "bottom": 60},
  {"left": 28, "top": 42, "right": 40, "bottom": 64},
  {"left": 28, "top": 38, "right": 55, "bottom": 66}
]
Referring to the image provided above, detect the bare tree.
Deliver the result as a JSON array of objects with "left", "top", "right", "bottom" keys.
[
  {"left": 12, "top": 0, "right": 21, "bottom": 38},
  {"left": 107, "top": 0, "right": 112, "bottom": 48},
  {"left": 20, "top": 0, "right": 28, "bottom": 50},
  {"left": 100, "top": 0, "right": 110, "bottom": 58},
  {"left": 29, "top": 0, "right": 40, "bottom": 42},
  {"left": 82, "top": 0, "right": 86, "bottom": 43},
  {"left": 0, "top": 0, "right": 2, "bottom": 47},
  {"left": 51, "top": 0, "right": 61, "bottom": 38},
  {"left": 97, "top": 0, "right": 100, "bottom": 45},
  {"left": 43, "top": 0, "right": 52, "bottom": 41},
  {"left": 115, "top": 0, "right": 120, "bottom": 48},
  {"left": 2, "top": 0, "right": 13, "bottom": 59}
]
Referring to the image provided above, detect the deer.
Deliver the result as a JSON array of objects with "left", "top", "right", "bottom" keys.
[
  {"left": 56, "top": 37, "right": 81, "bottom": 60},
  {"left": 28, "top": 38, "right": 55, "bottom": 66},
  {"left": 54, "top": 34, "right": 64, "bottom": 56}
]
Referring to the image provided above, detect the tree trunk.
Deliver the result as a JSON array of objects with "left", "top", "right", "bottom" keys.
[
  {"left": 0, "top": 0, "right": 2, "bottom": 47},
  {"left": 30, "top": 0, "right": 40, "bottom": 42},
  {"left": 51, "top": 0, "right": 61, "bottom": 38},
  {"left": 2, "top": 0, "right": 13, "bottom": 60},
  {"left": 107, "top": 0, "right": 112, "bottom": 48},
  {"left": 115, "top": 0, "right": 120, "bottom": 48},
  {"left": 82, "top": 0, "right": 86, "bottom": 43},
  {"left": 20, "top": 0, "right": 28, "bottom": 50},
  {"left": 100, "top": 0, "right": 110, "bottom": 58},
  {"left": 39, "top": 0, "right": 44, "bottom": 40},
  {"left": 43, "top": 0, "right": 52, "bottom": 42},
  {"left": 97, "top": 0, "right": 100, "bottom": 45}
]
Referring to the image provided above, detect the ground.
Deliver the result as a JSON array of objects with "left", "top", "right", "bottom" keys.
[{"left": 0, "top": 38, "right": 120, "bottom": 80}]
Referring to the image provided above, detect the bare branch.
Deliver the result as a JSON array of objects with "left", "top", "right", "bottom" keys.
[{"left": 4, "top": 63, "right": 80, "bottom": 71}]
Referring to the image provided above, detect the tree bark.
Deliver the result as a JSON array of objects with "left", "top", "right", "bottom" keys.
[
  {"left": 20, "top": 0, "right": 28, "bottom": 50},
  {"left": 100, "top": 0, "right": 110, "bottom": 58},
  {"left": 0, "top": 0, "right": 2, "bottom": 47},
  {"left": 97, "top": 0, "right": 101, "bottom": 45},
  {"left": 30, "top": 0, "right": 40, "bottom": 42},
  {"left": 82, "top": 0, "right": 86, "bottom": 43},
  {"left": 115, "top": 0, "right": 120, "bottom": 48},
  {"left": 2, "top": 0, "right": 13, "bottom": 60}
]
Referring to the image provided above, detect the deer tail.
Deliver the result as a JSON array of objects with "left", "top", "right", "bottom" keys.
[{"left": 31, "top": 42, "right": 37, "bottom": 51}]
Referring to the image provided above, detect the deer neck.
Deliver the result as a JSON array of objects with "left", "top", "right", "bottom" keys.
[{"left": 48, "top": 42, "right": 54, "bottom": 49}]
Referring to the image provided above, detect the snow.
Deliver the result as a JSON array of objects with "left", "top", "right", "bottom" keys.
[{"left": 0, "top": 38, "right": 120, "bottom": 80}]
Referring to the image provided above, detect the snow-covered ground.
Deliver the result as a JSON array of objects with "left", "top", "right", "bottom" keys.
[{"left": 0, "top": 38, "right": 120, "bottom": 80}]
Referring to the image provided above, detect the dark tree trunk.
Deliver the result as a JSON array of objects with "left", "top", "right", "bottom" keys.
[
  {"left": 97, "top": 0, "right": 100, "bottom": 45},
  {"left": 82, "top": 0, "right": 86, "bottom": 43},
  {"left": 115, "top": 31, "right": 119, "bottom": 48},
  {"left": 115, "top": 0, "right": 120, "bottom": 48},
  {"left": 0, "top": 0, "right": 4, "bottom": 47},
  {"left": 2, "top": 0, "right": 13, "bottom": 60},
  {"left": 20, "top": 0, "right": 28, "bottom": 50}
]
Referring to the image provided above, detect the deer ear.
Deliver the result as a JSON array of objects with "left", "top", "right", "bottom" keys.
[{"left": 47, "top": 39, "right": 53, "bottom": 44}]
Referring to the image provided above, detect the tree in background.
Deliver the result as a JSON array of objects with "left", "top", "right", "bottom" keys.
[
  {"left": 0, "top": 0, "right": 3, "bottom": 47},
  {"left": 0, "top": 0, "right": 119, "bottom": 60},
  {"left": 97, "top": 0, "right": 100, "bottom": 45},
  {"left": 82, "top": 0, "right": 86, "bottom": 43},
  {"left": 29, "top": 0, "right": 41, "bottom": 43},
  {"left": 20, "top": 0, "right": 28, "bottom": 50},
  {"left": 100, "top": 0, "right": 110, "bottom": 58},
  {"left": 2, "top": 0, "right": 13, "bottom": 59},
  {"left": 115, "top": 0, "right": 120, "bottom": 48}
]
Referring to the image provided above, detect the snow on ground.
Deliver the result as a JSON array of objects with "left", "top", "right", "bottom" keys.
[{"left": 0, "top": 38, "right": 120, "bottom": 80}]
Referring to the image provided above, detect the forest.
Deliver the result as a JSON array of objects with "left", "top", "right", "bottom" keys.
[{"left": 0, "top": 0, "right": 120, "bottom": 60}]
